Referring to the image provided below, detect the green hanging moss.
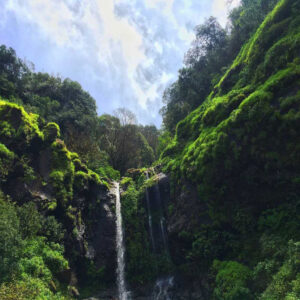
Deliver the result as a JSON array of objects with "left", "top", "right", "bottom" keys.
[
  {"left": 159, "top": 1, "right": 300, "bottom": 295},
  {"left": 161, "top": 0, "right": 300, "bottom": 195},
  {"left": 50, "top": 140, "right": 75, "bottom": 206},
  {"left": 43, "top": 122, "right": 60, "bottom": 143},
  {"left": 0, "top": 99, "right": 44, "bottom": 147},
  {"left": 0, "top": 143, "right": 15, "bottom": 182},
  {"left": 74, "top": 171, "right": 89, "bottom": 190}
]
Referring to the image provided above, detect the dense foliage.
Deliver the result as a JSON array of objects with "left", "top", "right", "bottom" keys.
[
  {"left": 120, "top": 170, "right": 173, "bottom": 286},
  {"left": 98, "top": 113, "right": 156, "bottom": 175},
  {"left": 160, "top": 0, "right": 300, "bottom": 298},
  {"left": 0, "top": 99, "right": 112, "bottom": 298},
  {"left": 0, "top": 47, "right": 159, "bottom": 176},
  {"left": 0, "top": 0, "right": 299, "bottom": 298},
  {"left": 160, "top": 0, "right": 278, "bottom": 134},
  {"left": 0, "top": 191, "right": 70, "bottom": 299},
  {"left": 0, "top": 44, "right": 160, "bottom": 298}
]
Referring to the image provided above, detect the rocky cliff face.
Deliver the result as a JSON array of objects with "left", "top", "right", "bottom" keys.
[
  {"left": 84, "top": 185, "right": 117, "bottom": 284},
  {"left": 120, "top": 169, "right": 208, "bottom": 299},
  {"left": 0, "top": 100, "right": 117, "bottom": 292}
]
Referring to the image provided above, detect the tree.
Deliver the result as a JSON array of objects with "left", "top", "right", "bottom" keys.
[
  {"left": 184, "top": 17, "right": 227, "bottom": 67},
  {"left": 160, "top": 0, "right": 278, "bottom": 135},
  {"left": 0, "top": 45, "right": 30, "bottom": 99},
  {"left": 98, "top": 114, "right": 121, "bottom": 169},
  {"left": 113, "top": 107, "right": 137, "bottom": 126},
  {"left": 0, "top": 45, "right": 100, "bottom": 166},
  {"left": 227, "top": 0, "right": 278, "bottom": 56},
  {"left": 98, "top": 110, "right": 157, "bottom": 174},
  {"left": 139, "top": 125, "right": 160, "bottom": 157},
  {"left": 160, "top": 17, "right": 230, "bottom": 134},
  {"left": 0, "top": 193, "right": 21, "bottom": 282}
]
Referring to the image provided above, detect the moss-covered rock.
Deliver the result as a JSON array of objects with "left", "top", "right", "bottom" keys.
[
  {"left": 160, "top": 0, "right": 300, "bottom": 296},
  {"left": 0, "top": 98, "right": 113, "bottom": 295},
  {"left": 43, "top": 122, "right": 60, "bottom": 143},
  {"left": 0, "top": 99, "right": 44, "bottom": 152},
  {"left": 0, "top": 143, "right": 15, "bottom": 182},
  {"left": 119, "top": 169, "right": 173, "bottom": 288},
  {"left": 161, "top": 0, "right": 300, "bottom": 230},
  {"left": 120, "top": 173, "right": 157, "bottom": 285}
]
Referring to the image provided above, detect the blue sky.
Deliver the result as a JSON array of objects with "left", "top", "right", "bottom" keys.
[{"left": 0, "top": 0, "right": 240, "bottom": 127}]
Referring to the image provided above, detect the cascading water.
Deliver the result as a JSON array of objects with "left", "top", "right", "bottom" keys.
[
  {"left": 159, "top": 217, "right": 168, "bottom": 252},
  {"left": 115, "top": 182, "right": 129, "bottom": 300},
  {"left": 145, "top": 172, "right": 155, "bottom": 251},
  {"left": 152, "top": 276, "right": 174, "bottom": 300},
  {"left": 154, "top": 184, "right": 169, "bottom": 254},
  {"left": 147, "top": 174, "right": 173, "bottom": 300}
]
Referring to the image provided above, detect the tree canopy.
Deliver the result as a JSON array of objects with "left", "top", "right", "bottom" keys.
[{"left": 160, "top": 0, "right": 278, "bottom": 134}]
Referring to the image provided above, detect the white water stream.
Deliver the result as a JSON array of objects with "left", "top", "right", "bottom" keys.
[
  {"left": 114, "top": 177, "right": 173, "bottom": 300},
  {"left": 152, "top": 276, "right": 174, "bottom": 300},
  {"left": 152, "top": 179, "right": 173, "bottom": 299},
  {"left": 115, "top": 182, "right": 129, "bottom": 300},
  {"left": 145, "top": 172, "right": 155, "bottom": 251}
]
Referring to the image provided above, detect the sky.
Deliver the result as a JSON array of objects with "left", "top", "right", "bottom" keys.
[{"left": 0, "top": 0, "right": 240, "bottom": 127}]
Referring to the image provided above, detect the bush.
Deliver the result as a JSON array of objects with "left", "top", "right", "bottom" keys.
[
  {"left": 260, "top": 241, "right": 300, "bottom": 300},
  {"left": 17, "top": 202, "right": 41, "bottom": 239},
  {"left": 0, "top": 143, "right": 14, "bottom": 182},
  {"left": 41, "top": 216, "right": 65, "bottom": 243},
  {"left": 213, "top": 260, "right": 252, "bottom": 300},
  {"left": 0, "top": 277, "right": 69, "bottom": 300},
  {"left": 0, "top": 194, "right": 21, "bottom": 282}
]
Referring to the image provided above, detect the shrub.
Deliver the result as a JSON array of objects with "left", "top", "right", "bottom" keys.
[
  {"left": 0, "top": 143, "right": 14, "bottom": 182},
  {"left": 17, "top": 202, "right": 41, "bottom": 239},
  {"left": 213, "top": 260, "right": 252, "bottom": 300},
  {"left": 0, "top": 194, "right": 21, "bottom": 282}
]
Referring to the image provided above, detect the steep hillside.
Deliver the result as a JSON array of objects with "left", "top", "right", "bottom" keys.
[
  {"left": 161, "top": 0, "right": 300, "bottom": 298},
  {"left": 0, "top": 99, "right": 117, "bottom": 298}
]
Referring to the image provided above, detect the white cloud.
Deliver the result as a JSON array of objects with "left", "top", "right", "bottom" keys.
[
  {"left": 1, "top": 0, "right": 240, "bottom": 126},
  {"left": 144, "top": 0, "right": 174, "bottom": 12},
  {"left": 6, "top": 0, "right": 80, "bottom": 46},
  {"left": 212, "top": 0, "right": 241, "bottom": 27}
]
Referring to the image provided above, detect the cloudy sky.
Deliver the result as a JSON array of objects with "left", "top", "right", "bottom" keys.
[{"left": 0, "top": 0, "right": 240, "bottom": 127}]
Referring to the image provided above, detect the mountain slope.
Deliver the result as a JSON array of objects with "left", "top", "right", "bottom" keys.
[
  {"left": 0, "top": 99, "right": 118, "bottom": 298},
  {"left": 161, "top": 0, "right": 300, "bottom": 298}
]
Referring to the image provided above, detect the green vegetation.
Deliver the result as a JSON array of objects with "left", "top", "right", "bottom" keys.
[
  {"left": 160, "top": 0, "right": 279, "bottom": 134},
  {"left": 0, "top": 0, "right": 299, "bottom": 298},
  {"left": 97, "top": 112, "right": 157, "bottom": 175},
  {"left": 159, "top": 0, "right": 300, "bottom": 297},
  {"left": 120, "top": 175, "right": 157, "bottom": 285},
  {"left": 120, "top": 172, "right": 172, "bottom": 286},
  {"left": 0, "top": 143, "right": 14, "bottom": 182},
  {"left": 0, "top": 193, "right": 70, "bottom": 299},
  {"left": 0, "top": 47, "right": 159, "bottom": 175},
  {"left": 213, "top": 260, "right": 252, "bottom": 300},
  {"left": 0, "top": 99, "right": 109, "bottom": 298}
]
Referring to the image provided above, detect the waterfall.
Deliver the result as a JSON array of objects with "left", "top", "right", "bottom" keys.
[
  {"left": 152, "top": 276, "right": 174, "bottom": 300},
  {"left": 159, "top": 217, "right": 168, "bottom": 252},
  {"left": 145, "top": 172, "right": 155, "bottom": 251},
  {"left": 152, "top": 195, "right": 173, "bottom": 300},
  {"left": 115, "top": 182, "right": 129, "bottom": 300},
  {"left": 154, "top": 184, "right": 169, "bottom": 254},
  {"left": 145, "top": 174, "right": 173, "bottom": 300}
]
